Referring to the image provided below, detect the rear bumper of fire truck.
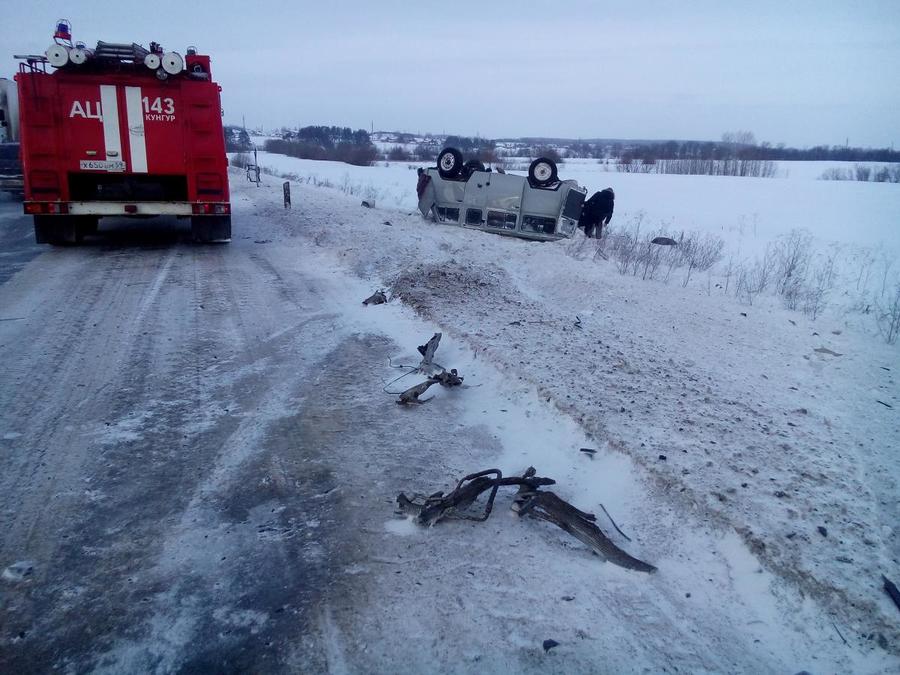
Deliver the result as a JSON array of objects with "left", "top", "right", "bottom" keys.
[{"left": 23, "top": 201, "right": 231, "bottom": 217}]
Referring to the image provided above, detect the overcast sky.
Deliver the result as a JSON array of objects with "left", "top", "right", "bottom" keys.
[{"left": 3, "top": 1, "right": 898, "bottom": 146}]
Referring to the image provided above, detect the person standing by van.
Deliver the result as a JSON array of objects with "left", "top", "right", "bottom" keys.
[{"left": 580, "top": 187, "right": 615, "bottom": 238}]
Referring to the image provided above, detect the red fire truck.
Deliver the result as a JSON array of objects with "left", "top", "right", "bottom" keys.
[{"left": 15, "top": 22, "right": 231, "bottom": 244}]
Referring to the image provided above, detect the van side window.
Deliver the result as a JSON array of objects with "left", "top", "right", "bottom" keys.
[
  {"left": 521, "top": 215, "right": 557, "bottom": 234},
  {"left": 436, "top": 207, "right": 460, "bottom": 223},
  {"left": 486, "top": 211, "right": 517, "bottom": 230}
]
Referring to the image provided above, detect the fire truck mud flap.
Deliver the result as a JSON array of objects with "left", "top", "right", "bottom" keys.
[
  {"left": 191, "top": 215, "right": 232, "bottom": 243},
  {"left": 33, "top": 215, "right": 98, "bottom": 245}
]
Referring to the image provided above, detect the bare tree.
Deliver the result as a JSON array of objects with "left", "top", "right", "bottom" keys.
[
  {"left": 782, "top": 278, "right": 804, "bottom": 310},
  {"left": 879, "top": 252, "right": 895, "bottom": 299},
  {"left": 876, "top": 282, "right": 900, "bottom": 344},
  {"left": 722, "top": 254, "right": 739, "bottom": 294},
  {"left": 854, "top": 248, "right": 876, "bottom": 293}
]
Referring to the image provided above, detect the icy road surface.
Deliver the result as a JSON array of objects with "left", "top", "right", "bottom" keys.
[{"left": 0, "top": 178, "right": 896, "bottom": 673}]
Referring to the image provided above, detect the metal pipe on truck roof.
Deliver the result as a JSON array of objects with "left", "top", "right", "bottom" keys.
[{"left": 94, "top": 41, "right": 150, "bottom": 61}]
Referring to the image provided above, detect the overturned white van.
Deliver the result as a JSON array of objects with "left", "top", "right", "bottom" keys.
[{"left": 417, "top": 148, "right": 587, "bottom": 242}]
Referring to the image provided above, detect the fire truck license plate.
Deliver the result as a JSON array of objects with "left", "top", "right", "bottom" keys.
[{"left": 79, "top": 160, "right": 126, "bottom": 172}]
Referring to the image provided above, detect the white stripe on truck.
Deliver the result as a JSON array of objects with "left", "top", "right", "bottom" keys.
[
  {"left": 99, "top": 85, "right": 122, "bottom": 163},
  {"left": 124, "top": 86, "right": 148, "bottom": 173}
]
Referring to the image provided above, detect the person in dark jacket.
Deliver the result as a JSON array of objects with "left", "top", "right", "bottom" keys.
[
  {"left": 579, "top": 187, "right": 615, "bottom": 238},
  {"left": 416, "top": 167, "right": 431, "bottom": 199}
]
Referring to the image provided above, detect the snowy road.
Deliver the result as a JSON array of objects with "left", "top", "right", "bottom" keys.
[
  {"left": 0, "top": 178, "right": 896, "bottom": 673},
  {"left": 0, "top": 202, "right": 484, "bottom": 671}
]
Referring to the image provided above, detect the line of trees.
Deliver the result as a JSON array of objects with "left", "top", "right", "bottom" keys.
[
  {"left": 617, "top": 157, "right": 778, "bottom": 178},
  {"left": 617, "top": 133, "right": 775, "bottom": 177},
  {"left": 250, "top": 125, "right": 900, "bottom": 168},
  {"left": 820, "top": 164, "right": 900, "bottom": 183},
  {"left": 388, "top": 137, "right": 500, "bottom": 164},
  {"left": 754, "top": 144, "right": 900, "bottom": 162},
  {"left": 264, "top": 125, "right": 378, "bottom": 166},
  {"left": 442, "top": 135, "right": 500, "bottom": 163},
  {"left": 620, "top": 131, "right": 900, "bottom": 163},
  {"left": 620, "top": 140, "right": 900, "bottom": 162}
]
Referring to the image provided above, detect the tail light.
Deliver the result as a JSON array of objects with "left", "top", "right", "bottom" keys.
[
  {"left": 192, "top": 203, "right": 230, "bottom": 215},
  {"left": 24, "top": 202, "right": 69, "bottom": 215}
]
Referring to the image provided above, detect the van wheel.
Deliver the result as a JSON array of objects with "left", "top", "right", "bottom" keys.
[
  {"left": 528, "top": 157, "right": 558, "bottom": 186},
  {"left": 437, "top": 147, "right": 464, "bottom": 179}
]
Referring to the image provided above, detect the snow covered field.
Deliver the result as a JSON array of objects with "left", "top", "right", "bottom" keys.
[
  {"left": 229, "top": 170, "right": 898, "bottom": 671},
  {"left": 555, "top": 159, "right": 900, "bottom": 259},
  {"left": 237, "top": 152, "right": 900, "bottom": 258}
]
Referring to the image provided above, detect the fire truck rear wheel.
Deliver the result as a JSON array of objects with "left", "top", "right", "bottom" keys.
[{"left": 191, "top": 215, "right": 232, "bottom": 243}]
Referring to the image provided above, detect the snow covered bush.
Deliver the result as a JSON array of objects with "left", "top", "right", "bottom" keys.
[
  {"left": 602, "top": 213, "right": 645, "bottom": 274},
  {"left": 819, "top": 167, "right": 853, "bottom": 181},
  {"left": 679, "top": 232, "right": 725, "bottom": 287},
  {"left": 872, "top": 165, "right": 900, "bottom": 183},
  {"left": 802, "top": 255, "right": 837, "bottom": 320},
  {"left": 749, "top": 243, "right": 778, "bottom": 294},
  {"left": 596, "top": 215, "right": 724, "bottom": 289}
]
